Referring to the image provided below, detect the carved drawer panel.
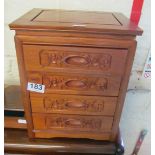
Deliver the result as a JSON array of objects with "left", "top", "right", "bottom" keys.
[
  {"left": 30, "top": 94, "right": 117, "bottom": 116},
  {"left": 28, "top": 72, "right": 122, "bottom": 96},
  {"left": 32, "top": 113, "right": 113, "bottom": 133},
  {"left": 23, "top": 45, "right": 127, "bottom": 76}
]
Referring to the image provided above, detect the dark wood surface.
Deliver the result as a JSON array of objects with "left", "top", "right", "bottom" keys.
[
  {"left": 9, "top": 9, "right": 142, "bottom": 140},
  {"left": 9, "top": 9, "right": 143, "bottom": 35},
  {"left": 4, "top": 129, "right": 117, "bottom": 155},
  {"left": 4, "top": 128, "right": 124, "bottom": 155},
  {"left": 4, "top": 85, "right": 23, "bottom": 112},
  {"left": 4, "top": 85, "right": 26, "bottom": 129}
]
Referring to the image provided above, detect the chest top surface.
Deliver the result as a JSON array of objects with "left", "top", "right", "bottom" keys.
[{"left": 9, "top": 8, "right": 142, "bottom": 36}]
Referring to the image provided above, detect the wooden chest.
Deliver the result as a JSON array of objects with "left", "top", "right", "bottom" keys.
[{"left": 9, "top": 9, "right": 142, "bottom": 141}]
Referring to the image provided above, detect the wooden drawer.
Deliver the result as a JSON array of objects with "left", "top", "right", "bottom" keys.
[
  {"left": 32, "top": 113, "right": 113, "bottom": 133},
  {"left": 28, "top": 72, "right": 122, "bottom": 96},
  {"left": 23, "top": 45, "right": 128, "bottom": 76},
  {"left": 30, "top": 94, "right": 117, "bottom": 116}
]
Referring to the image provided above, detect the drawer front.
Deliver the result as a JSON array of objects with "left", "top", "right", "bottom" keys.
[
  {"left": 23, "top": 45, "right": 127, "bottom": 76},
  {"left": 28, "top": 72, "right": 122, "bottom": 96},
  {"left": 30, "top": 94, "right": 117, "bottom": 116},
  {"left": 32, "top": 113, "right": 113, "bottom": 132}
]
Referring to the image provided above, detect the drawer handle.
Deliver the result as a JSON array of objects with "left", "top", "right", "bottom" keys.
[
  {"left": 64, "top": 55, "right": 89, "bottom": 66},
  {"left": 65, "top": 119, "right": 82, "bottom": 127},
  {"left": 65, "top": 101, "right": 85, "bottom": 109},
  {"left": 65, "top": 80, "right": 86, "bottom": 88}
]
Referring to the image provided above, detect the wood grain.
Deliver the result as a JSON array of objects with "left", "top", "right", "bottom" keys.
[
  {"left": 23, "top": 44, "right": 128, "bottom": 76},
  {"left": 32, "top": 113, "right": 113, "bottom": 140},
  {"left": 33, "top": 10, "right": 121, "bottom": 25},
  {"left": 30, "top": 94, "right": 117, "bottom": 116},
  {"left": 14, "top": 36, "right": 34, "bottom": 138},
  {"left": 5, "top": 128, "right": 118, "bottom": 154},
  {"left": 33, "top": 113, "right": 113, "bottom": 132},
  {"left": 110, "top": 40, "right": 137, "bottom": 141},
  {"left": 34, "top": 130, "right": 111, "bottom": 141},
  {"left": 28, "top": 72, "right": 122, "bottom": 96},
  {"left": 4, "top": 117, "right": 27, "bottom": 129},
  {"left": 9, "top": 9, "right": 143, "bottom": 35},
  {"left": 9, "top": 9, "right": 143, "bottom": 141}
]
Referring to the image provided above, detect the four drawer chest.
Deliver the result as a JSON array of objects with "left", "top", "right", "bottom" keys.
[{"left": 9, "top": 9, "right": 143, "bottom": 141}]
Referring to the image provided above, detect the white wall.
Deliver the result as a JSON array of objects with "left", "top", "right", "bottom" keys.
[
  {"left": 4, "top": 1, "right": 151, "bottom": 154},
  {"left": 120, "top": 89, "right": 151, "bottom": 155}
]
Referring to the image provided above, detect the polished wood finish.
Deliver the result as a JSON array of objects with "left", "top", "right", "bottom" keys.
[
  {"left": 14, "top": 34, "right": 35, "bottom": 138},
  {"left": 9, "top": 9, "right": 142, "bottom": 141},
  {"left": 32, "top": 114, "right": 113, "bottom": 140},
  {"left": 111, "top": 42, "right": 137, "bottom": 140},
  {"left": 28, "top": 72, "right": 122, "bottom": 96},
  {"left": 9, "top": 9, "right": 143, "bottom": 35},
  {"left": 23, "top": 45, "right": 127, "bottom": 76},
  {"left": 33, "top": 113, "right": 113, "bottom": 132},
  {"left": 4, "top": 86, "right": 124, "bottom": 154},
  {"left": 30, "top": 94, "right": 117, "bottom": 115}
]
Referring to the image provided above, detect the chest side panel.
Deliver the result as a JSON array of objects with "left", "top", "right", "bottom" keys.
[{"left": 14, "top": 34, "right": 136, "bottom": 141}]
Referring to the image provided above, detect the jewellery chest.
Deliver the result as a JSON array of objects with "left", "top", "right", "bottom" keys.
[{"left": 9, "top": 9, "right": 142, "bottom": 141}]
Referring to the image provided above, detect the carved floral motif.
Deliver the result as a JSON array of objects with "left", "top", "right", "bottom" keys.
[
  {"left": 39, "top": 50, "right": 112, "bottom": 70},
  {"left": 42, "top": 75, "right": 108, "bottom": 91},
  {"left": 43, "top": 97, "right": 104, "bottom": 112},
  {"left": 46, "top": 116, "right": 102, "bottom": 129}
]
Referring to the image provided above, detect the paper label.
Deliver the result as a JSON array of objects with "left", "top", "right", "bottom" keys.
[
  {"left": 27, "top": 82, "right": 45, "bottom": 93},
  {"left": 18, "top": 119, "right": 27, "bottom": 124}
]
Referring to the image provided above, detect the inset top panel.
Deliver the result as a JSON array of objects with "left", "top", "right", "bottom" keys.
[
  {"left": 9, "top": 9, "right": 143, "bottom": 35},
  {"left": 33, "top": 10, "right": 121, "bottom": 26}
]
